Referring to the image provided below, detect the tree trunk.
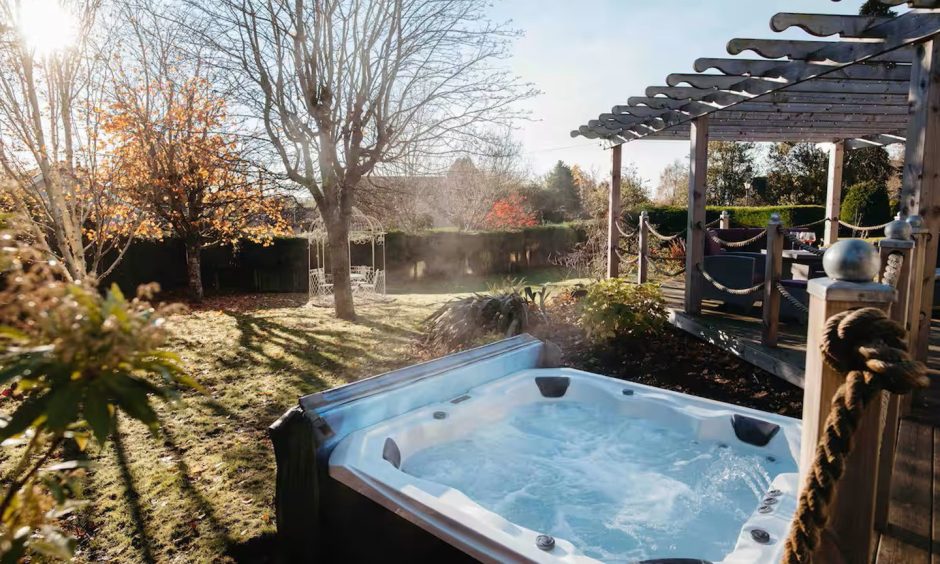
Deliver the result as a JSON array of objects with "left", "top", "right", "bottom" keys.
[
  {"left": 185, "top": 239, "right": 204, "bottom": 302},
  {"left": 326, "top": 215, "right": 356, "bottom": 320}
]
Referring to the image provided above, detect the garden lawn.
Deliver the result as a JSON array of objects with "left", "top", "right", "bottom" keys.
[{"left": 72, "top": 293, "right": 449, "bottom": 563}]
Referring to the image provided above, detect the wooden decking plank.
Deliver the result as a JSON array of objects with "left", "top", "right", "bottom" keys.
[{"left": 876, "top": 419, "right": 933, "bottom": 564}]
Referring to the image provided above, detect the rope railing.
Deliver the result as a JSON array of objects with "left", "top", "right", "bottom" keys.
[
  {"left": 695, "top": 263, "right": 763, "bottom": 296},
  {"left": 880, "top": 252, "right": 904, "bottom": 288},
  {"left": 704, "top": 217, "right": 721, "bottom": 229},
  {"left": 615, "top": 221, "right": 637, "bottom": 239},
  {"left": 614, "top": 250, "right": 639, "bottom": 264},
  {"left": 707, "top": 228, "right": 767, "bottom": 249},
  {"left": 776, "top": 281, "right": 809, "bottom": 315},
  {"left": 838, "top": 218, "right": 892, "bottom": 232},
  {"left": 782, "top": 308, "right": 928, "bottom": 564},
  {"left": 646, "top": 223, "right": 684, "bottom": 242},
  {"left": 784, "top": 231, "right": 826, "bottom": 256},
  {"left": 792, "top": 217, "right": 830, "bottom": 229},
  {"left": 648, "top": 256, "right": 686, "bottom": 277}
]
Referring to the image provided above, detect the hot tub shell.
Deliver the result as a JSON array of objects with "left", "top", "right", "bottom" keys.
[{"left": 270, "top": 335, "right": 801, "bottom": 563}]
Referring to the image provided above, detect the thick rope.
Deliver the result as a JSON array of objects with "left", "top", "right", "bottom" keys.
[
  {"left": 880, "top": 252, "right": 904, "bottom": 289},
  {"left": 615, "top": 221, "right": 637, "bottom": 239},
  {"left": 784, "top": 231, "right": 826, "bottom": 256},
  {"left": 838, "top": 218, "right": 892, "bottom": 232},
  {"left": 648, "top": 257, "right": 686, "bottom": 277},
  {"left": 776, "top": 281, "right": 809, "bottom": 315},
  {"left": 782, "top": 308, "right": 928, "bottom": 564},
  {"left": 708, "top": 228, "right": 767, "bottom": 249},
  {"left": 793, "top": 217, "right": 829, "bottom": 229},
  {"left": 615, "top": 250, "right": 639, "bottom": 264},
  {"left": 704, "top": 217, "right": 721, "bottom": 228},
  {"left": 695, "top": 263, "right": 763, "bottom": 295},
  {"left": 646, "top": 223, "right": 683, "bottom": 242}
]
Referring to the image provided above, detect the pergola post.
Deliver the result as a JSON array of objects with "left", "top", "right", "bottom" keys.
[
  {"left": 800, "top": 241, "right": 894, "bottom": 563},
  {"left": 873, "top": 219, "right": 915, "bottom": 531},
  {"left": 637, "top": 211, "right": 649, "bottom": 284},
  {"left": 824, "top": 141, "right": 845, "bottom": 247},
  {"left": 607, "top": 144, "right": 622, "bottom": 279},
  {"left": 899, "top": 39, "right": 940, "bottom": 364},
  {"left": 684, "top": 116, "right": 709, "bottom": 315}
]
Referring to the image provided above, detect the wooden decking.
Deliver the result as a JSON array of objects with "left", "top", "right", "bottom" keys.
[
  {"left": 875, "top": 321, "right": 940, "bottom": 563},
  {"left": 661, "top": 280, "right": 807, "bottom": 387},
  {"left": 658, "top": 280, "right": 940, "bottom": 562}
]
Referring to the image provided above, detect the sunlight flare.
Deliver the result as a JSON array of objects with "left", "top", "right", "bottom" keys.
[{"left": 18, "top": 0, "right": 78, "bottom": 57}]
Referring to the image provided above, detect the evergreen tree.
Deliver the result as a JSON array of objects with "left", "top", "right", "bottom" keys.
[
  {"left": 541, "top": 161, "right": 583, "bottom": 222},
  {"left": 843, "top": 146, "right": 895, "bottom": 188},
  {"left": 765, "top": 142, "right": 829, "bottom": 204},
  {"left": 859, "top": 0, "right": 896, "bottom": 17},
  {"left": 706, "top": 142, "right": 756, "bottom": 205}
]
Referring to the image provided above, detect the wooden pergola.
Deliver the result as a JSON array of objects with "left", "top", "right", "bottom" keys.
[
  {"left": 573, "top": 1, "right": 940, "bottom": 360},
  {"left": 573, "top": 2, "right": 940, "bottom": 561}
]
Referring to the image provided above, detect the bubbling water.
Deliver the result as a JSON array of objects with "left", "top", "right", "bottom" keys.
[{"left": 401, "top": 401, "right": 793, "bottom": 562}]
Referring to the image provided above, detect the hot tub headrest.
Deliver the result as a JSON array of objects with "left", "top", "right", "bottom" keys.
[
  {"left": 534, "top": 376, "right": 570, "bottom": 398},
  {"left": 731, "top": 414, "right": 781, "bottom": 447}
]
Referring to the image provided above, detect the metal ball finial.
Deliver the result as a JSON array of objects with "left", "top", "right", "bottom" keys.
[
  {"left": 769, "top": 212, "right": 781, "bottom": 223},
  {"left": 907, "top": 214, "right": 924, "bottom": 230},
  {"left": 823, "top": 239, "right": 880, "bottom": 282},
  {"left": 884, "top": 218, "right": 912, "bottom": 240}
]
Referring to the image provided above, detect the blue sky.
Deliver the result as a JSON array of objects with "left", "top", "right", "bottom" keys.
[{"left": 489, "top": 0, "right": 870, "bottom": 187}]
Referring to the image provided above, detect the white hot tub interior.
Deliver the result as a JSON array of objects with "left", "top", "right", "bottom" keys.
[{"left": 330, "top": 368, "right": 801, "bottom": 563}]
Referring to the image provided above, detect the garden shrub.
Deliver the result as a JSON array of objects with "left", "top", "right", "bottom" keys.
[
  {"left": 579, "top": 280, "right": 667, "bottom": 342},
  {"left": 840, "top": 180, "right": 892, "bottom": 228},
  {"left": 0, "top": 214, "right": 197, "bottom": 560}
]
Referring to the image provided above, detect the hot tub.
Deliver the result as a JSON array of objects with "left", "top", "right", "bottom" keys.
[{"left": 271, "top": 336, "right": 801, "bottom": 563}]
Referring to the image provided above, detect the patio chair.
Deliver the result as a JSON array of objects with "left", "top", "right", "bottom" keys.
[
  {"left": 356, "top": 269, "right": 385, "bottom": 294},
  {"left": 310, "top": 268, "right": 334, "bottom": 296},
  {"left": 702, "top": 228, "right": 767, "bottom": 311}
]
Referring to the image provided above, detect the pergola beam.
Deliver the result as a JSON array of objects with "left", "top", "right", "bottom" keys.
[
  {"left": 666, "top": 74, "right": 910, "bottom": 94},
  {"left": 727, "top": 39, "right": 916, "bottom": 64},
  {"left": 694, "top": 58, "right": 912, "bottom": 81},
  {"left": 770, "top": 13, "right": 895, "bottom": 38},
  {"left": 643, "top": 87, "right": 909, "bottom": 106}
]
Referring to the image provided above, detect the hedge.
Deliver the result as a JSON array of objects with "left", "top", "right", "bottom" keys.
[
  {"left": 622, "top": 205, "right": 827, "bottom": 237},
  {"left": 103, "top": 224, "right": 587, "bottom": 295}
]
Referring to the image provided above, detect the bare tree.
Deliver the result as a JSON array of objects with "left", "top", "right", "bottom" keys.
[
  {"left": 655, "top": 158, "right": 689, "bottom": 206},
  {"left": 194, "top": 0, "right": 535, "bottom": 319},
  {"left": 0, "top": 0, "right": 145, "bottom": 283}
]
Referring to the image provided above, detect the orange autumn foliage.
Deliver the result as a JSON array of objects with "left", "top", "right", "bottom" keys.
[
  {"left": 102, "top": 77, "right": 289, "bottom": 247},
  {"left": 483, "top": 194, "right": 538, "bottom": 230}
]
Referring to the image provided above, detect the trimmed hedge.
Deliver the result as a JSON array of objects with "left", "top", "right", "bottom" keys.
[
  {"left": 622, "top": 205, "right": 827, "bottom": 237},
  {"left": 103, "top": 224, "right": 587, "bottom": 294},
  {"left": 384, "top": 224, "right": 585, "bottom": 281}
]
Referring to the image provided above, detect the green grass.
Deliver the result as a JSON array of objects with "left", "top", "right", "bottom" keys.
[
  {"left": 389, "top": 266, "right": 591, "bottom": 295},
  {"left": 72, "top": 293, "right": 452, "bottom": 563}
]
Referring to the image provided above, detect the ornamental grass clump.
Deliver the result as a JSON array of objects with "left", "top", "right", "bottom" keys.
[
  {"left": 0, "top": 214, "right": 197, "bottom": 560},
  {"left": 424, "top": 283, "right": 550, "bottom": 351},
  {"left": 579, "top": 280, "right": 667, "bottom": 343}
]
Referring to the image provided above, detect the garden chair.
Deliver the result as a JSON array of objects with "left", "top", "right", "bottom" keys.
[{"left": 310, "top": 268, "right": 334, "bottom": 297}]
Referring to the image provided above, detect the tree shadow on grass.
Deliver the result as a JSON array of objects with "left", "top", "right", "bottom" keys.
[
  {"left": 221, "top": 309, "right": 423, "bottom": 389},
  {"left": 112, "top": 423, "right": 157, "bottom": 564},
  {"left": 156, "top": 417, "right": 241, "bottom": 560}
]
